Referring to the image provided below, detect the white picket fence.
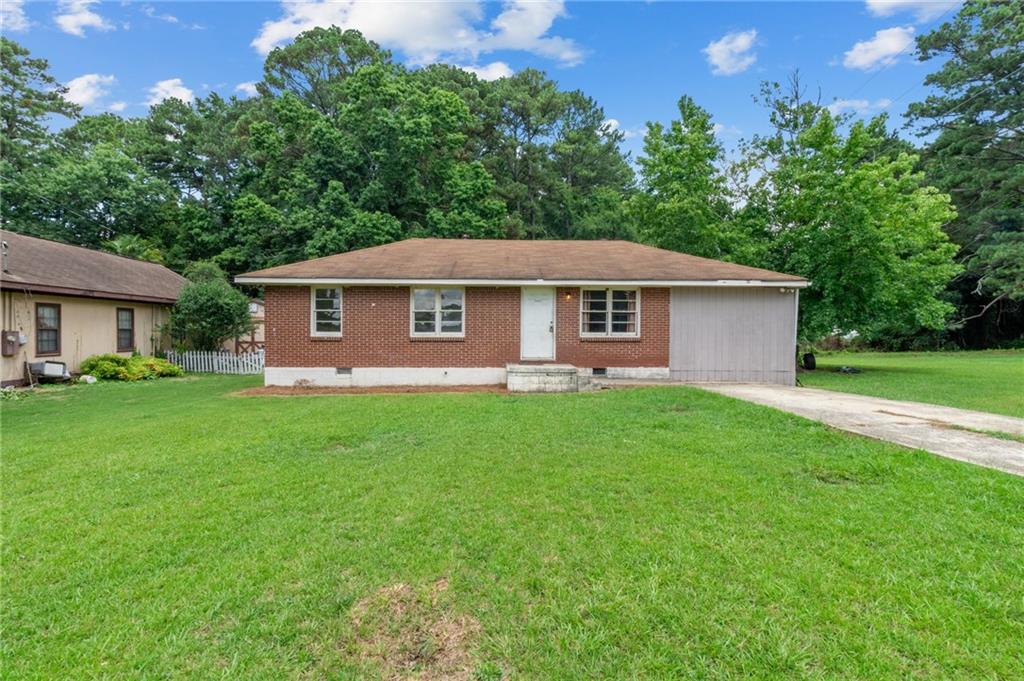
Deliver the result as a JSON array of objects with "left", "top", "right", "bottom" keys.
[{"left": 166, "top": 349, "right": 265, "bottom": 375}]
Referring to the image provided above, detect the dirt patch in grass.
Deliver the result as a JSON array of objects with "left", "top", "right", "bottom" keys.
[
  {"left": 804, "top": 460, "right": 893, "bottom": 485},
  {"left": 235, "top": 384, "right": 506, "bottom": 397},
  {"left": 349, "top": 579, "right": 483, "bottom": 680}
]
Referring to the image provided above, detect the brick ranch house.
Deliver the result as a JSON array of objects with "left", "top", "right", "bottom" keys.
[
  {"left": 1, "top": 230, "right": 186, "bottom": 385},
  {"left": 236, "top": 239, "right": 809, "bottom": 388}
]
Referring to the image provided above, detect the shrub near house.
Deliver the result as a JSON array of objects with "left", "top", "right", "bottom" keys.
[
  {"left": 80, "top": 354, "right": 183, "bottom": 381},
  {"left": 168, "top": 262, "right": 254, "bottom": 351}
]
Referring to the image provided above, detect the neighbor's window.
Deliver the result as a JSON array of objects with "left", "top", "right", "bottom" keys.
[
  {"left": 116, "top": 308, "right": 135, "bottom": 352},
  {"left": 310, "top": 287, "right": 342, "bottom": 336},
  {"left": 411, "top": 288, "right": 464, "bottom": 336},
  {"left": 35, "top": 303, "right": 61, "bottom": 355},
  {"left": 581, "top": 288, "right": 639, "bottom": 337}
]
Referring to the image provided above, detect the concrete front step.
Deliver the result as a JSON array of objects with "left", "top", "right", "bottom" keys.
[{"left": 506, "top": 363, "right": 580, "bottom": 393}]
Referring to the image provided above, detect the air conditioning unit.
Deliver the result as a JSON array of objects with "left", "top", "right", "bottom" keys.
[{"left": 29, "top": 361, "right": 68, "bottom": 378}]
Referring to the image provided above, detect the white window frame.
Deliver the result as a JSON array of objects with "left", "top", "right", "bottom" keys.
[
  {"left": 409, "top": 287, "right": 465, "bottom": 338},
  {"left": 310, "top": 286, "right": 343, "bottom": 337},
  {"left": 580, "top": 287, "right": 641, "bottom": 338}
]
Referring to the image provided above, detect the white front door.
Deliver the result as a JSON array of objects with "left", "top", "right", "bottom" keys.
[{"left": 521, "top": 287, "right": 555, "bottom": 360}]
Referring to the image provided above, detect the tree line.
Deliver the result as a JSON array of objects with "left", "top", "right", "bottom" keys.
[{"left": 1, "top": 0, "right": 1020, "bottom": 347}]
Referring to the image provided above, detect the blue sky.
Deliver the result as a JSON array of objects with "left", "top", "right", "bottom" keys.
[{"left": 3, "top": 1, "right": 960, "bottom": 158}]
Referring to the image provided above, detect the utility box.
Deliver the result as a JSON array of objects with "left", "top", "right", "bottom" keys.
[{"left": 1, "top": 330, "right": 18, "bottom": 356}]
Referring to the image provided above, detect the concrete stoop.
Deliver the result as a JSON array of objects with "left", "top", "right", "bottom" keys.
[{"left": 506, "top": 364, "right": 584, "bottom": 393}]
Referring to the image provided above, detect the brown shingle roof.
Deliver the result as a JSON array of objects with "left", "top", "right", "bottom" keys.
[
  {"left": 237, "top": 239, "right": 806, "bottom": 284},
  {"left": 0, "top": 230, "right": 187, "bottom": 304}
]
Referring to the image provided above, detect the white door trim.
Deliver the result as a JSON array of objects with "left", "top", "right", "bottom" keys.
[{"left": 520, "top": 286, "right": 556, "bottom": 361}]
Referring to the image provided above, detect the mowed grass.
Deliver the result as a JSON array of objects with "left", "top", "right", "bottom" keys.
[
  {"left": 799, "top": 350, "right": 1024, "bottom": 418},
  {"left": 3, "top": 376, "right": 1023, "bottom": 679}
]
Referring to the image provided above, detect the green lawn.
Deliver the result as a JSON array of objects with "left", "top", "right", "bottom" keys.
[
  {"left": 3, "top": 376, "right": 1023, "bottom": 679},
  {"left": 799, "top": 350, "right": 1024, "bottom": 418}
]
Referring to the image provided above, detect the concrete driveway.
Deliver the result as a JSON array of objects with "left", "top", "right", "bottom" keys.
[{"left": 701, "top": 384, "right": 1024, "bottom": 477}]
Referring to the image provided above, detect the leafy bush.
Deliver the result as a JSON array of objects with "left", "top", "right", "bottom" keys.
[
  {"left": 167, "top": 271, "right": 253, "bottom": 351},
  {"left": 80, "top": 354, "right": 184, "bottom": 381},
  {"left": 0, "top": 386, "right": 28, "bottom": 401},
  {"left": 183, "top": 260, "right": 230, "bottom": 284}
]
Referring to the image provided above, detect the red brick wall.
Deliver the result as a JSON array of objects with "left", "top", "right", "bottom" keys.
[
  {"left": 265, "top": 286, "right": 519, "bottom": 367},
  {"left": 555, "top": 287, "right": 670, "bottom": 367},
  {"left": 264, "top": 285, "right": 669, "bottom": 368}
]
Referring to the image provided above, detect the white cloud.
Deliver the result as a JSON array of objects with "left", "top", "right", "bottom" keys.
[
  {"left": 1, "top": 0, "right": 30, "bottom": 32},
  {"left": 483, "top": 1, "right": 583, "bottom": 65},
  {"left": 142, "top": 4, "right": 177, "bottom": 24},
  {"left": 601, "top": 119, "right": 643, "bottom": 139},
  {"left": 146, "top": 78, "right": 194, "bottom": 105},
  {"left": 826, "top": 98, "right": 870, "bottom": 115},
  {"left": 712, "top": 122, "right": 742, "bottom": 137},
  {"left": 55, "top": 0, "right": 114, "bottom": 37},
  {"left": 865, "top": 0, "right": 961, "bottom": 23},
  {"left": 826, "top": 98, "right": 893, "bottom": 115},
  {"left": 703, "top": 29, "right": 758, "bottom": 76},
  {"left": 65, "top": 73, "right": 116, "bottom": 107},
  {"left": 458, "top": 61, "right": 513, "bottom": 81},
  {"left": 140, "top": 4, "right": 204, "bottom": 30},
  {"left": 109, "top": 101, "right": 127, "bottom": 112},
  {"left": 843, "top": 26, "right": 914, "bottom": 70},
  {"left": 235, "top": 81, "right": 260, "bottom": 98},
  {"left": 251, "top": 0, "right": 583, "bottom": 67}
]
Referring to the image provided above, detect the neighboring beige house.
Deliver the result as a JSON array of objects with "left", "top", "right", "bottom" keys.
[{"left": 0, "top": 230, "right": 187, "bottom": 385}]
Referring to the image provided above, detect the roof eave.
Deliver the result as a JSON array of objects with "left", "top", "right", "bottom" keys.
[
  {"left": 0, "top": 281, "right": 181, "bottom": 304},
  {"left": 234, "top": 276, "right": 809, "bottom": 288}
]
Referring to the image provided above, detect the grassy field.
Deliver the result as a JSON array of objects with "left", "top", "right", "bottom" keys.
[
  {"left": 3, "top": 376, "right": 1023, "bottom": 679},
  {"left": 799, "top": 350, "right": 1024, "bottom": 418}
]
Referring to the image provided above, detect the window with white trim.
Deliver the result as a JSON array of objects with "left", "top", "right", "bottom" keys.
[
  {"left": 411, "top": 288, "right": 464, "bottom": 336},
  {"left": 581, "top": 288, "right": 639, "bottom": 336},
  {"left": 310, "top": 287, "right": 342, "bottom": 336}
]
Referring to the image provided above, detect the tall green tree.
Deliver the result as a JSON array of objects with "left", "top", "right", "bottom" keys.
[
  {"left": 906, "top": 0, "right": 1024, "bottom": 345},
  {"left": 737, "top": 81, "right": 961, "bottom": 341},
  {"left": 139, "top": 94, "right": 253, "bottom": 268},
  {"left": 219, "top": 38, "right": 512, "bottom": 273},
  {"left": 476, "top": 69, "right": 634, "bottom": 239},
  {"left": 0, "top": 38, "right": 79, "bottom": 171},
  {"left": 484, "top": 69, "right": 565, "bottom": 238},
  {"left": 0, "top": 38, "right": 80, "bottom": 232},
  {"left": 261, "top": 27, "right": 389, "bottom": 117},
  {"left": 627, "top": 96, "right": 737, "bottom": 259},
  {"left": 10, "top": 111, "right": 178, "bottom": 248},
  {"left": 103, "top": 235, "right": 164, "bottom": 263},
  {"left": 545, "top": 90, "right": 634, "bottom": 239}
]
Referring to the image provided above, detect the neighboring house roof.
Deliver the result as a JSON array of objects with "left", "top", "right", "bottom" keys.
[
  {"left": 237, "top": 238, "right": 808, "bottom": 287},
  {"left": 0, "top": 230, "right": 187, "bottom": 304}
]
